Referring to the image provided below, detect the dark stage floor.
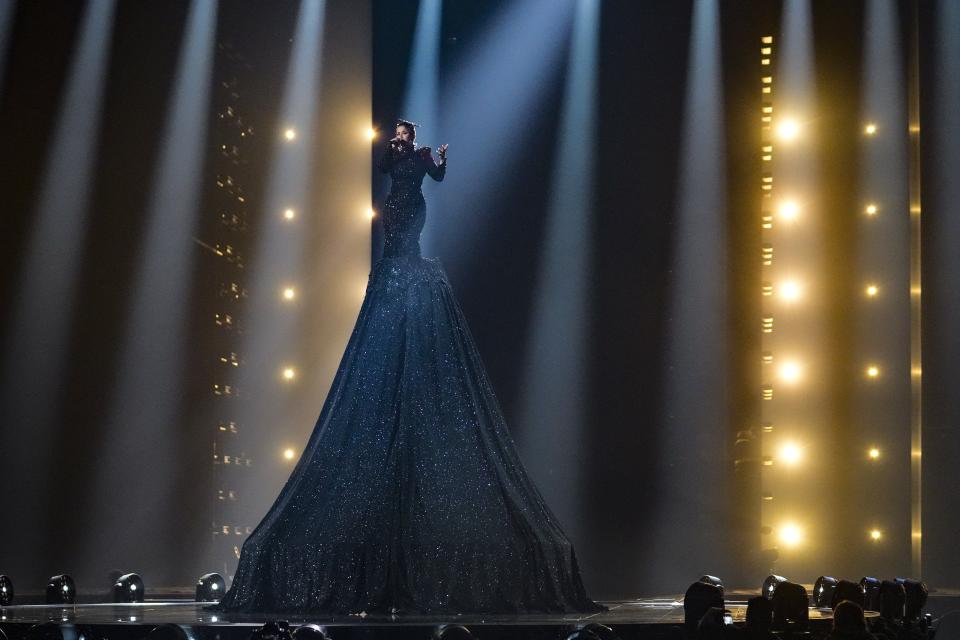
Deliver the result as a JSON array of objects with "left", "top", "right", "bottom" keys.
[{"left": 0, "top": 596, "right": 860, "bottom": 640}]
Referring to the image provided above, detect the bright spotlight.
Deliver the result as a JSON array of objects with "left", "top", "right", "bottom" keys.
[
  {"left": 780, "top": 280, "right": 802, "bottom": 302},
  {"left": 778, "top": 200, "right": 800, "bottom": 221},
  {"left": 779, "top": 524, "right": 802, "bottom": 547},
  {"left": 283, "top": 127, "right": 297, "bottom": 141},
  {"left": 283, "top": 208, "right": 296, "bottom": 220},
  {"left": 284, "top": 448, "right": 296, "bottom": 461},
  {"left": 866, "top": 365, "right": 880, "bottom": 378},
  {"left": 779, "top": 361, "right": 802, "bottom": 383},
  {"left": 865, "top": 203, "right": 879, "bottom": 216},
  {"left": 865, "top": 284, "right": 879, "bottom": 297},
  {"left": 779, "top": 443, "right": 803, "bottom": 466},
  {"left": 282, "top": 287, "right": 296, "bottom": 301},
  {"left": 282, "top": 366, "right": 296, "bottom": 381},
  {"left": 367, "top": 207, "right": 376, "bottom": 219},
  {"left": 366, "top": 127, "right": 377, "bottom": 140},
  {"left": 776, "top": 118, "right": 800, "bottom": 141},
  {"left": 864, "top": 122, "right": 878, "bottom": 135},
  {"left": 870, "top": 529, "right": 882, "bottom": 541},
  {"left": 868, "top": 447, "right": 881, "bottom": 460}
]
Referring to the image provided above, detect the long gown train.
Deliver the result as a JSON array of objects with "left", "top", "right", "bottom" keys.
[{"left": 213, "top": 140, "right": 603, "bottom": 614}]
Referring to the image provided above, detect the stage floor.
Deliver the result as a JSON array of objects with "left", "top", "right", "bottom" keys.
[{"left": 0, "top": 597, "right": 851, "bottom": 640}]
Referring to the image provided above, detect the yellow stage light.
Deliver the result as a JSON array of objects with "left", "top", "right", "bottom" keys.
[
  {"left": 864, "top": 123, "right": 877, "bottom": 135},
  {"left": 870, "top": 529, "right": 882, "bottom": 541},
  {"left": 282, "top": 366, "right": 296, "bottom": 381},
  {"left": 779, "top": 443, "right": 802, "bottom": 466},
  {"left": 284, "top": 208, "right": 296, "bottom": 220},
  {"left": 284, "top": 128, "right": 297, "bottom": 141},
  {"left": 865, "top": 203, "right": 878, "bottom": 216},
  {"left": 865, "top": 284, "right": 879, "bottom": 297},
  {"left": 284, "top": 448, "right": 296, "bottom": 460},
  {"left": 866, "top": 365, "right": 880, "bottom": 378},
  {"left": 282, "top": 287, "right": 296, "bottom": 301},
  {"left": 367, "top": 207, "right": 376, "bottom": 219},
  {"left": 780, "top": 524, "right": 802, "bottom": 547},
  {"left": 779, "top": 200, "right": 800, "bottom": 221},
  {"left": 780, "top": 280, "right": 802, "bottom": 302},
  {"left": 777, "top": 119, "right": 800, "bottom": 141},
  {"left": 779, "top": 361, "right": 802, "bottom": 383},
  {"left": 366, "top": 127, "right": 377, "bottom": 140},
  {"left": 868, "top": 447, "right": 881, "bottom": 460}
]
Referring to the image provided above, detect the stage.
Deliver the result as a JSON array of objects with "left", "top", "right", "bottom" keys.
[{"left": 0, "top": 595, "right": 859, "bottom": 640}]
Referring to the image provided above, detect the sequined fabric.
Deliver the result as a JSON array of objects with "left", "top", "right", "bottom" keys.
[{"left": 212, "top": 141, "right": 604, "bottom": 614}]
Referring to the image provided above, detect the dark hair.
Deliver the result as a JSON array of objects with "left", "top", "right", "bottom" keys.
[
  {"left": 833, "top": 600, "right": 867, "bottom": 633},
  {"left": 395, "top": 119, "right": 418, "bottom": 141}
]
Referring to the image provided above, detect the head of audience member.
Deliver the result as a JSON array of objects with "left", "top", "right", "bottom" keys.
[
  {"left": 833, "top": 599, "right": 867, "bottom": 635},
  {"left": 745, "top": 595, "right": 773, "bottom": 631},
  {"left": 879, "top": 580, "right": 906, "bottom": 620},
  {"left": 684, "top": 581, "right": 724, "bottom": 633}
]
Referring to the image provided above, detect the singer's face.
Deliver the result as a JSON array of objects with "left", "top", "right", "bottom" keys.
[{"left": 396, "top": 125, "right": 413, "bottom": 143}]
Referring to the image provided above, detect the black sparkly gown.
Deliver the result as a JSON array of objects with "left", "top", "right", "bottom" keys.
[{"left": 214, "top": 140, "right": 603, "bottom": 615}]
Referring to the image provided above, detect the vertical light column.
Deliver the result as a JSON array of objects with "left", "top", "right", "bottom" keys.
[
  {"left": 907, "top": 0, "right": 923, "bottom": 578},
  {"left": 855, "top": 0, "right": 911, "bottom": 575},
  {"left": 516, "top": 0, "right": 599, "bottom": 546},
  {"left": 760, "top": 0, "right": 825, "bottom": 575},
  {"left": 652, "top": 0, "right": 728, "bottom": 580}
]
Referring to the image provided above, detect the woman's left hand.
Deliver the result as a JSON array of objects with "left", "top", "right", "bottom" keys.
[{"left": 436, "top": 143, "right": 448, "bottom": 160}]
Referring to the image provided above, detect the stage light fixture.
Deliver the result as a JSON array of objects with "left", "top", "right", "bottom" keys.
[
  {"left": 434, "top": 625, "right": 474, "bottom": 640},
  {"left": 145, "top": 624, "right": 193, "bottom": 640},
  {"left": 771, "top": 581, "right": 809, "bottom": 630},
  {"left": 779, "top": 443, "right": 802, "bottom": 466},
  {"left": 699, "top": 575, "right": 724, "bottom": 594},
  {"left": 293, "top": 625, "right": 327, "bottom": 640},
  {"left": 113, "top": 572, "right": 144, "bottom": 603},
  {"left": 866, "top": 284, "right": 879, "bottom": 297},
  {"left": 684, "top": 581, "right": 723, "bottom": 633},
  {"left": 830, "top": 579, "right": 866, "bottom": 609},
  {"left": 813, "top": 576, "right": 838, "bottom": 608},
  {"left": 870, "top": 528, "right": 882, "bottom": 541},
  {"left": 577, "top": 623, "right": 620, "bottom": 640},
  {"left": 366, "top": 128, "right": 377, "bottom": 141},
  {"left": 865, "top": 203, "right": 878, "bottom": 216},
  {"left": 861, "top": 577, "right": 882, "bottom": 611},
  {"left": 779, "top": 361, "right": 801, "bottom": 384},
  {"left": 283, "top": 208, "right": 296, "bottom": 220},
  {"left": 45, "top": 574, "right": 76, "bottom": 605},
  {"left": 866, "top": 365, "right": 880, "bottom": 378},
  {"left": 195, "top": 573, "right": 225, "bottom": 602},
  {"left": 282, "top": 287, "right": 296, "bottom": 301},
  {"left": 776, "top": 119, "right": 800, "bottom": 141},
  {"left": 252, "top": 621, "right": 292, "bottom": 640},
  {"left": 367, "top": 207, "right": 376, "bottom": 219},
  {"left": 780, "top": 280, "right": 802, "bottom": 302},
  {"left": 284, "top": 128, "right": 297, "bottom": 141},
  {"left": 282, "top": 366, "right": 296, "bottom": 381},
  {"left": 779, "top": 523, "right": 802, "bottom": 546},
  {"left": 763, "top": 575, "right": 787, "bottom": 600},
  {"left": 864, "top": 123, "right": 878, "bottom": 135},
  {"left": 778, "top": 200, "right": 799, "bottom": 221},
  {"left": 895, "top": 578, "right": 928, "bottom": 620},
  {"left": 0, "top": 575, "right": 13, "bottom": 606},
  {"left": 284, "top": 448, "right": 296, "bottom": 461},
  {"left": 868, "top": 447, "right": 881, "bottom": 460}
]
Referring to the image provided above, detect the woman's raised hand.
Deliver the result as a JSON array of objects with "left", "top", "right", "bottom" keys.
[{"left": 436, "top": 143, "right": 448, "bottom": 160}]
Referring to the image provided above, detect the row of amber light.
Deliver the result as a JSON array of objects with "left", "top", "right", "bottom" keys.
[
  {"left": 758, "top": 35, "right": 886, "bottom": 552},
  {"left": 271, "top": 125, "right": 384, "bottom": 463}
]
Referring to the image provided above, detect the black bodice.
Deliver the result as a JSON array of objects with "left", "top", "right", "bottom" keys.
[{"left": 377, "top": 140, "right": 446, "bottom": 258}]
